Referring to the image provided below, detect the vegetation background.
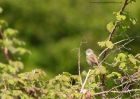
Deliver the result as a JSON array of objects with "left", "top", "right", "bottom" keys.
[{"left": 0, "top": 0, "right": 139, "bottom": 78}]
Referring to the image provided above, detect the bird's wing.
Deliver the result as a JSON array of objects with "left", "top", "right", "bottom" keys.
[
  {"left": 89, "top": 54, "right": 99, "bottom": 65},
  {"left": 86, "top": 55, "right": 92, "bottom": 65}
]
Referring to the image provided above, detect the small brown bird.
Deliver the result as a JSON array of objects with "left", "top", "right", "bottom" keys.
[{"left": 86, "top": 49, "right": 99, "bottom": 67}]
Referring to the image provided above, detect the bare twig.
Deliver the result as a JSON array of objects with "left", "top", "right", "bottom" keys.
[
  {"left": 78, "top": 47, "right": 83, "bottom": 85},
  {"left": 77, "top": 41, "right": 87, "bottom": 86},
  {"left": 98, "top": 38, "right": 130, "bottom": 59},
  {"left": 72, "top": 40, "right": 87, "bottom": 86},
  {"left": 93, "top": 89, "right": 140, "bottom": 96},
  {"left": 98, "top": 36, "right": 140, "bottom": 60},
  {"left": 98, "top": 48, "right": 108, "bottom": 60},
  {"left": 80, "top": 69, "right": 91, "bottom": 93}
]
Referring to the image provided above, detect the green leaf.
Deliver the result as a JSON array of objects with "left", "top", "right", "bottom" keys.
[
  {"left": 91, "top": 83, "right": 98, "bottom": 89},
  {"left": 1, "top": 93, "right": 13, "bottom": 99},
  {"left": 15, "top": 47, "right": 31, "bottom": 55},
  {"left": 107, "top": 21, "right": 114, "bottom": 32},
  {"left": 129, "top": 0, "right": 136, "bottom": 3},
  {"left": 94, "top": 68, "right": 100, "bottom": 75},
  {"left": 9, "top": 61, "right": 24, "bottom": 70},
  {"left": 99, "top": 66, "right": 107, "bottom": 74},
  {"left": 98, "top": 40, "right": 114, "bottom": 49},
  {"left": 116, "top": 13, "right": 126, "bottom": 21},
  {"left": 105, "top": 40, "right": 114, "bottom": 49},
  {"left": 4, "top": 28, "right": 18, "bottom": 37},
  {"left": 95, "top": 66, "right": 107, "bottom": 75},
  {"left": 81, "top": 71, "right": 87, "bottom": 77},
  {"left": 135, "top": 54, "right": 140, "bottom": 59},
  {"left": 98, "top": 41, "right": 106, "bottom": 48},
  {"left": 115, "top": 53, "right": 127, "bottom": 62},
  {"left": 13, "top": 38, "right": 25, "bottom": 46},
  {"left": 119, "top": 62, "right": 126, "bottom": 70},
  {"left": 107, "top": 72, "right": 121, "bottom": 78},
  {"left": 0, "top": 62, "right": 7, "bottom": 68},
  {"left": 128, "top": 54, "right": 137, "bottom": 65},
  {"left": 3, "top": 38, "right": 13, "bottom": 48},
  {"left": 130, "top": 18, "right": 136, "bottom": 25},
  {"left": 0, "top": 20, "right": 8, "bottom": 29}
]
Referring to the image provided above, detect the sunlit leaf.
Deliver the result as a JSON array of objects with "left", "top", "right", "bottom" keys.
[
  {"left": 119, "top": 62, "right": 126, "bottom": 70},
  {"left": 3, "top": 38, "right": 13, "bottom": 47},
  {"left": 130, "top": 18, "right": 137, "bottom": 25},
  {"left": 4, "top": 28, "right": 18, "bottom": 37},
  {"left": 0, "top": 20, "right": 8, "bottom": 28},
  {"left": 128, "top": 54, "right": 137, "bottom": 65},
  {"left": 81, "top": 70, "right": 87, "bottom": 77},
  {"left": 98, "top": 41, "right": 106, "bottom": 48},
  {"left": 15, "top": 47, "right": 31, "bottom": 55},
  {"left": 99, "top": 66, "right": 107, "bottom": 74},
  {"left": 107, "top": 72, "right": 121, "bottom": 78},
  {"left": 95, "top": 66, "right": 107, "bottom": 75},
  {"left": 115, "top": 53, "right": 127, "bottom": 62},
  {"left": 107, "top": 21, "right": 114, "bottom": 33},
  {"left": 105, "top": 40, "right": 114, "bottom": 49},
  {"left": 116, "top": 13, "right": 126, "bottom": 21}
]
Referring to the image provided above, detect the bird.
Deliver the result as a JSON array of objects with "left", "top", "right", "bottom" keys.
[{"left": 85, "top": 48, "right": 99, "bottom": 67}]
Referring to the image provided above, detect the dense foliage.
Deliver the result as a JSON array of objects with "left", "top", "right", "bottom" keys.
[{"left": 0, "top": 0, "right": 140, "bottom": 98}]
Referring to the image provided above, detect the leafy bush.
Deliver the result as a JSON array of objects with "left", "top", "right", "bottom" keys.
[{"left": 0, "top": 0, "right": 140, "bottom": 98}]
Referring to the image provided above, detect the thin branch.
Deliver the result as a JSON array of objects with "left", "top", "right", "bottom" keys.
[
  {"left": 72, "top": 40, "right": 87, "bottom": 86},
  {"left": 78, "top": 47, "right": 82, "bottom": 85},
  {"left": 99, "top": 36, "right": 140, "bottom": 60},
  {"left": 114, "top": 38, "right": 130, "bottom": 45},
  {"left": 98, "top": 38, "right": 130, "bottom": 59},
  {"left": 98, "top": 48, "right": 108, "bottom": 60},
  {"left": 78, "top": 41, "right": 87, "bottom": 85},
  {"left": 80, "top": 69, "right": 91, "bottom": 93},
  {"left": 108, "top": 21, "right": 118, "bottom": 41},
  {"left": 99, "top": 38, "right": 134, "bottom": 65},
  {"left": 105, "top": 75, "right": 140, "bottom": 95},
  {"left": 93, "top": 89, "right": 140, "bottom": 96}
]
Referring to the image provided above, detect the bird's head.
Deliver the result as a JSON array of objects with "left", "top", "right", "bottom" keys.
[{"left": 86, "top": 49, "right": 94, "bottom": 56}]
